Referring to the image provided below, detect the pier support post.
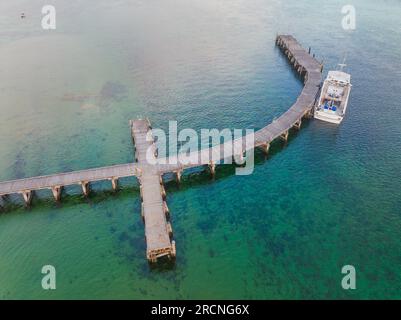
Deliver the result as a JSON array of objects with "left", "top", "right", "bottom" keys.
[
  {"left": 259, "top": 142, "right": 270, "bottom": 155},
  {"left": 21, "top": 190, "right": 33, "bottom": 206},
  {"left": 208, "top": 161, "right": 216, "bottom": 177},
  {"left": 163, "top": 201, "right": 170, "bottom": 218},
  {"left": 111, "top": 177, "right": 118, "bottom": 191},
  {"left": 171, "top": 240, "right": 176, "bottom": 258},
  {"left": 139, "top": 185, "right": 143, "bottom": 200},
  {"left": 80, "top": 181, "right": 90, "bottom": 197},
  {"left": 147, "top": 253, "right": 157, "bottom": 264},
  {"left": 298, "top": 66, "right": 304, "bottom": 75},
  {"left": 51, "top": 186, "right": 62, "bottom": 202},
  {"left": 161, "top": 184, "right": 167, "bottom": 199},
  {"left": 167, "top": 222, "right": 173, "bottom": 238},
  {"left": 280, "top": 130, "right": 289, "bottom": 142},
  {"left": 304, "top": 108, "right": 314, "bottom": 119},
  {"left": 294, "top": 119, "right": 302, "bottom": 130},
  {"left": 175, "top": 170, "right": 182, "bottom": 184}
]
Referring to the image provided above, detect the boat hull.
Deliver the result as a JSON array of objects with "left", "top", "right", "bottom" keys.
[
  {"left": 314, "top": 70, "right": 351, "bottom": 125},
  {"left": 314, "top": 110, "right": 344, "bottom": 124}
]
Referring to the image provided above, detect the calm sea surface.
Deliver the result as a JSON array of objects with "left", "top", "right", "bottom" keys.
[{"left": 0, "top": 0, "right": 400, "bottom": 299}]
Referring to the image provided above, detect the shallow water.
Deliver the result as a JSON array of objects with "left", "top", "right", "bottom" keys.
[{"left": 0, "top": 0, "right": 401, "bottom": 299}]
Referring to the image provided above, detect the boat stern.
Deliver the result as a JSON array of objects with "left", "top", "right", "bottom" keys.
[{"left": 314, "top": 109, "right": 343, "bottom": 124}]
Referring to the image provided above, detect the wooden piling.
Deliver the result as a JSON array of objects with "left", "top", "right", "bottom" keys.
[
  {"left": 280, "top": 130, "right": 289, "bottom": 142},
  {"left": 80, "top": 181, "right": 90, "bottom": 197},
  {"left": 51, "top": 186, "right": 62, "bottom": 201},
  {"left": 294, "top": 119, "right": 302, "bottom": 130},
  {"left": 175, "top": 170, "right": 182, "bottom": 184},
  {"left": 111, "top": 177, "right": 118, "bottom": 191},
  {"left": 163, "top": 201, "right": 170, "bottom": 218},
  {"left": 161, "top": 184, "right": 167, "bottom": 199},
  {"left": 208, "top": 161, "right": 216, "bottom": 177},
  {"left": 259, "top": 142, "right": 270, "bottom": 155},
  {"left": 171, "top": 240, "right": 176, "bottom": 258},
  {"left": 167, "top": 222, "right": 173, "bottom": 238},
  {"left": 21, "top": 190, "right": 33, "bottom": 206}
]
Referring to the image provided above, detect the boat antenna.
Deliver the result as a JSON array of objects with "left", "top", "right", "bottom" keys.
[{"left": 338, "top": 54, "right": 347, "bottom": 71}]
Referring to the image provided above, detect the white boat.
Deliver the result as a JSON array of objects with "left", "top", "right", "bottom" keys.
[{"left": 314, "top": 64, "right": 352, "bottom": 124}]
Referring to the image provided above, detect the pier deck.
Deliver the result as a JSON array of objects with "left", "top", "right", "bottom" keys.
[
  {"left": 131, "top": 119, "right": 176, "bottom": 262},
  {"left": 0, "top": 35, "right": 322, "bottom": 263},
  {"left": 0, "top": 163, "right": 139, "bottom": 201}
]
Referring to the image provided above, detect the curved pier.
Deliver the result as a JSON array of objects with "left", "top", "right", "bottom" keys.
[
  {"left": 154, "top": 35, "right": 323, "bottom": 174},
  {"left": 0, "top": 35, "right": 322, "bottom": 263}
]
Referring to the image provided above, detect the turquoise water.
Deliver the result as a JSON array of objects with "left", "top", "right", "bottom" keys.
[{"left": 1, "top": 0, "right": 401, "bottom": 299}]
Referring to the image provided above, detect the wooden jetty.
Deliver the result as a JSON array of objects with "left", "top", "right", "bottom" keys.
[{"left": 0, "top": 35, "right": 322, "bottom": 263}]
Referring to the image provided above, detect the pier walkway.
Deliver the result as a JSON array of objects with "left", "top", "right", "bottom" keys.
[
  {"left": 0, "top": 35, "right": 322, "bottom": 263},
  {"left": 130, "top": 119, "right": 176, "bottom": 262},
  {"left": 0, "top": 163, "right": 139, "bottom": 203}
]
